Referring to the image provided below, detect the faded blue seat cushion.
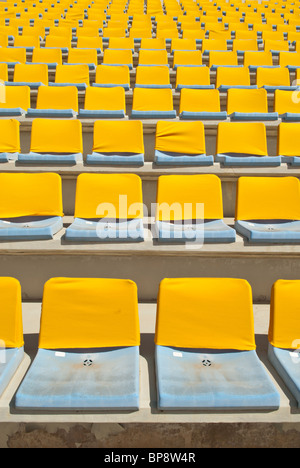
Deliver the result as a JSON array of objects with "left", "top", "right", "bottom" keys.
[
  {"left": 230, "top": 112, "right": 279, "bottom": 121},
  {"left": 65, "top": 218, "right": 144, "bottom": 242},
  {"left": 235, "top": 219, "right": 300, "bottom": 243},
  {"left": 0, "top": 216, "right": 63, "bottom": 240},
  {"left": 215, "top": 153, "right": 281, "bottom": 167},
  {"left": 17, "top": 152, "right": 83, "bottom": 165},
  {"left": 155, "top": 345, "right": 280, "bottom": 410},
  {"left": 268, "top": 343, "right": 300, "bottom": 407},
  {"left": 154, "top": 219, "right": 236, "bottom": 243},
  {"left": 0, "top": 152, "right": 19, "bottom": 162},
  {"left": 86, "top": 152, "right": 144, "bottom": 166},
  {"left": 154, "top": 150, "right": 214, "bottom": 166},
  {"left": 0, "top": 108, "right": 26, "bottom": 116},
  {"left": 131, "top": 109, "right": 176, "bottom": 119},
  {"left": 26, "top": 108, "right": 78, "bottom": 118},
  {"left": 0, "top": 347, "right": 24, "bottom": 397},
  {"left": 280, "top": 113, "right": 300, "bottom": 122},
  {"left": 179, "top": 111, "right": 227, "bottom": 120},
  {"left": 15, "top": 346, "right": 139, "bottom": 410},
  {"left": 281, "top": 156, "right": 300, "bottom": 166}
]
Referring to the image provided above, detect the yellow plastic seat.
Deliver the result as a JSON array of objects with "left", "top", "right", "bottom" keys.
[
  {"left": 67, "top": 48, "right": 98, "bottom": 69},
  {"left": 108, "top": 37, "right": 134, "bottom": 51},
  {"left": 131, "top": 87, "right": 176, "bottom": 118},
  {"left": 232, "top": 38, "right": 258, "bottom": 53},
  {"left": 135, "top": 65, "right": 171, "bottom": 88},
  {"left": 0, "top": 33, "right": 9, "bottom": 48},
  {"left": 102, "top": 26, "right": 128, "bottom": 38},
  {"left": 0, "top": 62, "right": 8, "bottom": 82},
  {"left": 44, "top": 35, "right": 72, "bottom": 50},
  {"left": 170, "top": 38, "right": 197, "bottom": 53},
  {"left": 10, "top": 63, "right": 48, "bottom": 88},
  {"left": 279, "top": 51, "right": 300, "bottom": 69},
  {"left": 202, "top": 38, "right": 228, "bottom": 53},
  {"left": 52, "top": 64, "right": 90, "bottom": 89},
  {"left": 156, "top": 27, "right": 179, "bottom": 40},
  {"left": 277, "top": 122, "right": 300, "bottom": 165},
  {"left": 138, "top": 49, "right": 169, "bottom": 66},
  {"left": 264, "top": 39, "right": 290, "bottom": 53},
  {"left": 234, "top": 30, "right": 258, "bottom": 40},
  {"left": 0, "top": 118, "right": 20, "bottom": 160},
  {"left": 140, "top": 37, "right": 166, "bottom": 50},
  {"left": 154, "top": 120, "right": 214, "bottom": 166},
  {"left": 129, "top": 27, "right": 153, "bottom": 39},
  {"left": 13, "top": 34, "right": 40, "bottom": 49},
  {"left": 0, "top": 47, "right": 26, "bottom": 65},
  {"left": 47, "top": 26, "right": 73, "bottom": 40},
  {"left": 94, "top": 64, "right": 130, "bottom": 90},
  {"left": 215, "top": 122, "right": 275, "bottom": 166},
  {"left": 215, "top": 66, "right": 252, "bottom": 90},
  {"left": 208, "top": 50, "right": 238, "bottom": 68},
  {"left": 0, "top": 85, "right": 30, "bottom": 115},
  {"left": 179, "top": 88, "right": 226, "bottom": 120},
  {"left": 102, "top": 48, "right": 133, "bottom": 69},
  {"left": 227, "top": 87, "right": 278, "bottom": 121},
  {"left": 182, "top": 29, "right": 206, "bottom": 41},
  {"left": 175, "top": 65, "right": 212, "bottom": 90},
  {"left": 79, "top": 86, "right": 126, "bottom": 118},
  {"left": 27, "top": 85, "right": 78, "bottom": 118},
  {"left": 31, "top": 47, "right": 62, "bottom": 68},
  {"left": 243, "top": 51, "right": 274, "bottom": 69},
  {"left": 76, "top": 24, "right": 101, "bottom": 38},
  {"left": 274, "top": 89, "right": 300, "bottom": 120},
  {"left": 172, "top": 49, "right": 202, "bottom": 68},
  {"left": 256, "top": 66, "right": 291, "bottom": 90},
  {"left": 86, "top": 120, "right": 144, "bottom": 165},
  {"left": 76, "top": 36, "right": 103, "bottom": 51}
]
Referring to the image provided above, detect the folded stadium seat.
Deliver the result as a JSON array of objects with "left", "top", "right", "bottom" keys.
[
  {"left": 0, "top": 85, "right": 30, "bottom": 116},
  {"left": 172, "top": 50, "right": 203, "bottom": 69},
  {"left": 131, "top": 87, "right": 176, "bottom": 119},
  {"left": 234, "top": 176, "right": 300, "bottom": 242},
  {"left": 102, "top": 48, "right": 133, "bottom": 69},
  {"left": 155, "top": 277, "right": 280, "bottom": 410},
  {"left": 215, "top": 122, "right": 280, "bottom": 166},
  {"left": 227, "top": 87, "right": 278, "bottom": 121},
  {"left": 264, "top": 39, "right": 290, "bottom": 55},
  {"left": 135, "top": 65, "right": 171, "bottom": 89},
  {"left": 139, "top": 37, "right": 166, "bottom": 50},
  {"left": 234, "top": 30, "right": 258, "bottom": 40},
  {"left": 0, "top": 172, "right": 64, "bottom": 239},
  {"left": 86, "top": 120, "right": 144, "bottom": 165},
  {"left": 13, "top": 33, "right": 41, "bottom": 51},
  {"left": 50, "top": 64, "right": 90, "bottom": 90},
  {"left": 0, "top": 119, "right": 21, "bottom": 162},
  {"left": 0, "top": 277, "right": 24, "bottom": 397},
  {"left": 65, "top": 173, "right": 144, "bottom": 242},
  {"left": 154, "top": 120, "right": 214, "bottom": 166},
  {"left": 129, "top": 27, "right": 153, "bottom": 41},
  {"left": 76, "top": 36, "right": 103, "bottom": 53},
  {"left": 138, "top": 49, "right": 169, "bottom": 67},
  {"left": 93, "top": 64, "right": 130, "bottom": 90},
  {"left": 268, "top": 279, "right": 300, "bottom": 408},
  {"left": 67, "top": 48, "right": 98, "bottom": 71},
  {"left": 277, "top": 122, "right": 300, "bottom": 166},
  {"left": 75, "top": 24, "right": 102, "bottom": 38},
  {"left": 154, "top": 174, "right": 236, "bottom": 243},
  {"left": 31, "top": 47, "right": 62, "bottom": 70},
  {"left": 179, "top": 88, "right": 227, "bottom": 120},
  {"left": 0, "top": 47, "right": 26, "bottom": 67},
  {"left": 175, "top": 65, "right": 213, "bottom": 90},
  {"left": 208, "top": 50, "right": 239, "bottom": 70},
  {"left": 256, "top": 66, "right": 294, "bottom": 92},
  {"left": 18, "top": 119, "right": 83, "bottom": 164},
  {"left": 108, "top": 37, "right": 135, "bottom": 51},
  {"left": 44, "top": 35, "right": 72, "bottom": 53},
  {"left": 201, "top": 38, "right": 228, "bottom": 54},
  {"left": 156, "top": 27, "right": 179, "bottom": 41},
  {"left": 216, "top": 66, "right": 256, "bottom": 91},
  {"left": 274, "top": 89, "right": 300, "bottom": 121},
  {"left": 103, "top": 26, "right": 128, "bottom": 40},
  {"left": 27, "top": 85, "right": 78, "bottom": 118},
  {"left": 78, "top": 86, "right": 126, "bottom": 118},
  {"left": 15, "top": 277, "right": 140, "bottom": 410},
  {"left": 232, "top": 38, "right": 258, "bottom": 55},
  {"left": 170, "top": 38, "right": 197, "bottom": 53},
  {"left": 243, "top": 50, "right": 274, "bottom": 71},
  {"left": 6, "top": 63, "right": 48, "bottom": 89},
  {"left": 279, "top": 51, "right": 300, "bottom": 71},
  {"left": 181, "top": 29, "right": 206, "bottom": 43}
]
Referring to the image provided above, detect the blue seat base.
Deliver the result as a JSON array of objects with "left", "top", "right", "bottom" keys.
[
  {"left": 131, "top": 110, "right": 177, "bottom": 119},
  {"left": 154, "top": 219, "right": 236, "bottom": 243},
  {"left": 86, "top": 152, "right": 144, "bottom": 165},
  {"left": 65, "top": 218, "right": 144, "bottom": 242},
  {"left": 235, "top": 219, "right": 300, "bottom": 243},
  {"left": 155, "top": 345, "right": 280, "bottom": 410},
  {"left": 154, "top": 150, "right": 214, "bottom": 166},
  {"left": 179, "top": 111, "right": 227, "bottom": 120},
  {"left": 215, "top": 154, "right": 281, "bottom": 167},
  {"left": 0, "top": 216, "right": 63, "bottom": 240},
  {"left": 27, "top": 108, "right": 77, "bottom": 118},
  {"left": 17, "top": 152, "right": 83, "bottom": 165},
  {"left": 281, "top": 156, "right": 300, "bottom": 166},
  {"left": 0, "top": 152, "right": 18, "bottom": 162},
  {"left": 15, "top": 347, "right": 139, "bottom": 410},
  {"left": 176, "top": 84, "right": 215, "bottom": 91},
  {"left": 0, "top": 347, "right": 24, "bottom": 397},
  {"left": 92, "top": 83, "right": 130, "bottom": 91},
  {"left": 78, "top": 109, "right": 126, "bottom": 118},
  {"left": 48, "top": 82, "right": 87, "bottom": 90},
  {"left": 0, "top": 108, "right": 25, "bottom": 116},
  {"left": 230, "top": 112, "right": 279, "bottom": 121},
  {"left": 281, "top": 113, "right": 300, "bottom": 122},
  {"left": 268, "top": 344, "right": 300, "bottom": 408}
]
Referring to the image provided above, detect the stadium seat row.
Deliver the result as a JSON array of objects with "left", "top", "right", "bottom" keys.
[
  {"left": 1, "top": 172, "right": 300, "bottom": 244},
  {"left": 1, "top": 118, "right": 300, "bottom": 167},
  {"left": 2, "top": 275, "right": 300, "bottom": 411}
]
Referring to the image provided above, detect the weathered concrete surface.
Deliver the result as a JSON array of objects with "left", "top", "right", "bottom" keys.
[{"left": 1, "top": 422, "right": 300, "bottom": 448}]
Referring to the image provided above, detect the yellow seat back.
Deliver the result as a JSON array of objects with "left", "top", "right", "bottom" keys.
[
  {"left": 30, "top": 119, "right": 83, "bottom": 154},
  {"left": 0, "top": 118, "right": 20, "bottom": 153},
  {"left": 13, "top": 63, "right": 48, "bottom": 84},
  {"left": 36, "top": 85, "right": 78, "bottom": 111},
  {"left": 277, "top": 122, "right": 300, "bottom": 156},
  {"left": 0, "top": 277, "right": 23, "bottom": 349},
  {"left": 217, "top": 121, "right": 267, "bottom": 156},
  {"left": 84, "top": 86, "right": 125, "bottom": 111},
  {"left": 179, "top": 88, "right": 221, "bottom": 113},
  {"left": 95, "top": 64, "right": 130, "bottom": 85},
  {"left": 227, "top": 88, "right": 268, "bottom": 114},
  {"left": 55, "top": 64, "right": 90, "bottom": 85},
  {"left": 132, "top": 87, "right": 174, "bottom": 111},
  {"left": 155, "top": 120, "right": 206, "bottom": 155},
  {"left": 0, "top": 85, "right": 30, "bottom": 110}
]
